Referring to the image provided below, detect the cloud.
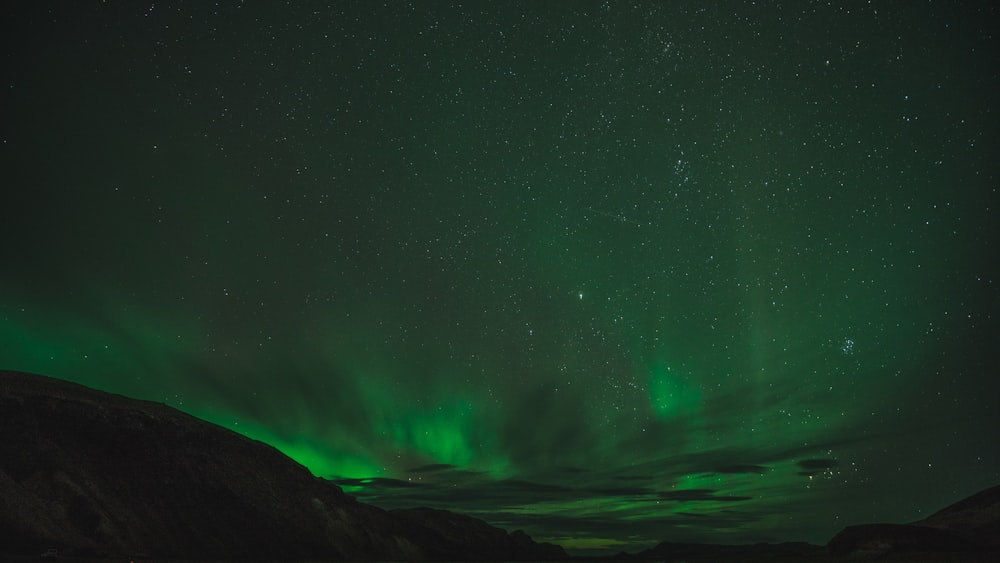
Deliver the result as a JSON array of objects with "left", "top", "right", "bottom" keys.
[
  {"left": 406, "top": 463, "right": 458, "bottom": 473},
  {"left": 714, "top": 464, "right": 770, "bottom": 474},
  {"left": 593, "top": 486, "right": 655, "bottom": 496},
  {"left": 796, "top": 458, "right": 838, "bottom": 477},
  {"left": 658, "top": 489, "right": 752, "bottom": 502},
  {"left": 332, "top": 477, "right": 422, "bottom": 489}
]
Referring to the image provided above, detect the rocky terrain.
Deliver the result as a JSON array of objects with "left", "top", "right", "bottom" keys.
[
  {"left": 631, "top": 539, "right": 826, "bottom": 561},
  {"left": 2, "top": 368, "right": 996, "bottom": 562},
  {"left": 626, "top": 485, "right": 1000, "bottom": 562},
  {"left": 827, "top": 483, "right": 1000, "bottom": 560},
  {"left": 0, "top": 370, "right": 566, "bottom": 560}
]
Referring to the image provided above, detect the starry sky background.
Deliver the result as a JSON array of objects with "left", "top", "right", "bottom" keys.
[{"left": 2, "top": 0, "right": 998, "bottom": 555}]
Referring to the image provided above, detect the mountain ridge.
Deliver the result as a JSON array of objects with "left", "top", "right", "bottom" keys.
[
  {"left": 826, "top": 483, "right": 1000, "bottom": 559},
  {"left": 0, "top": 369, "right": 566, "bottom": 560},
  {"left": 3, "top": 369, "right": 997, "bottom": 561}
]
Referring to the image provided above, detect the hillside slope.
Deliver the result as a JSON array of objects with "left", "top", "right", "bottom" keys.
[{"left": 0, "top": 370, "right": 565, "bottom": 560}]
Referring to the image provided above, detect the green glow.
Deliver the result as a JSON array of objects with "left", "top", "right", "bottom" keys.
[
  {"left": 503, "top": 497, "right": 645, "bottom": 518},
  {"left": 388, "top": 403, "right": 475, "bottom": 467},
  {"left": 360, "top": 374, "right": 509, "bottom": 475},
  {"left": 0, "top": 300, "right": 204, "bottom": 400},
  {"left": 1, "top": 1, "right": 995, "bottom": 556},
  {"left": 192, "top": 412, "right": 384, "bottom": 479},
  {"left": 268, "top": 439, "right": 383, "bottom": 480},
  {"left": 648, "top": 360, "right": 701, "bottom": 419}
]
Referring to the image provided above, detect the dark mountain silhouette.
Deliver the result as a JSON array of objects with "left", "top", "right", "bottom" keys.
[
  {"left": 916, "top": 483, "right": 1000, "bottom": 547},
  {"left": 0, "top": 370, "right": 566, "bottom": 560},
  {"left": 631, "top": 540, "right": 825, "bottom": 561},
  {"left": 617, "top": 486, "right": 1000, "bottom": 562},
  {"left": 827, "top": 484, "right": 1000, "bottom": 559}
]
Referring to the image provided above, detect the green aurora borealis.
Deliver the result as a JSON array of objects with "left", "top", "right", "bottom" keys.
[{"left": 2, "top": 1, "right": 998, "bottom": 554}]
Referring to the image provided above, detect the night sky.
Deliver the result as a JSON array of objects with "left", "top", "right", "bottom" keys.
[{"left": 2, "top": 1, "right": 998, "bottom": 555}]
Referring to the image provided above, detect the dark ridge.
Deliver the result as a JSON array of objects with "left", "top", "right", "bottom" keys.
[
  {"left": 621, "top": 485, "right": 1000, "bottom": 562},
  {"left": 630, "top": 540, "right": 826, "bottom": 562},
  {"left": 916, "top": 484, "right": 1000, "bottom": 547},
  {"left": 828, "top": 524, "right": 973, "bottom": 558},
  {"left": 827, "top": 484, "right": 1000, "bottom": 560},
  {"left": 0, "top": 370, "right": 567, "bottom": 561}
]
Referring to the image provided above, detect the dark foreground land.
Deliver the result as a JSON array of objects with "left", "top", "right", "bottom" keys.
[
  {"left": 2, "top": 370, "right": 998, "bottom": 562},
  {"left": 5, "top": 556, "right": 1000, "bottom": 563},
  {"left": 0, "top": 370, "right": 565, "bottom": 561}
]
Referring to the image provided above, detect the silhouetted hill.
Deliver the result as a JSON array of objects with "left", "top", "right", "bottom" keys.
[
  {"left": 625, "top": 486, "right": 1000, "bottom": 562},
  {"left": 632, "top": 540, "right": 825, "bottom": 562},
  {"left": 916, "top": 484, "right": 1000, "bottom": 548},
  {"left": 0, "top": 370, "right": 566, "bottom": 560},
  {"left": 392, "top": 507, "right": 568, "bottom": 561},
  {"left": 827, "top": 484, "right": 1000, "bottom": 559}
]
